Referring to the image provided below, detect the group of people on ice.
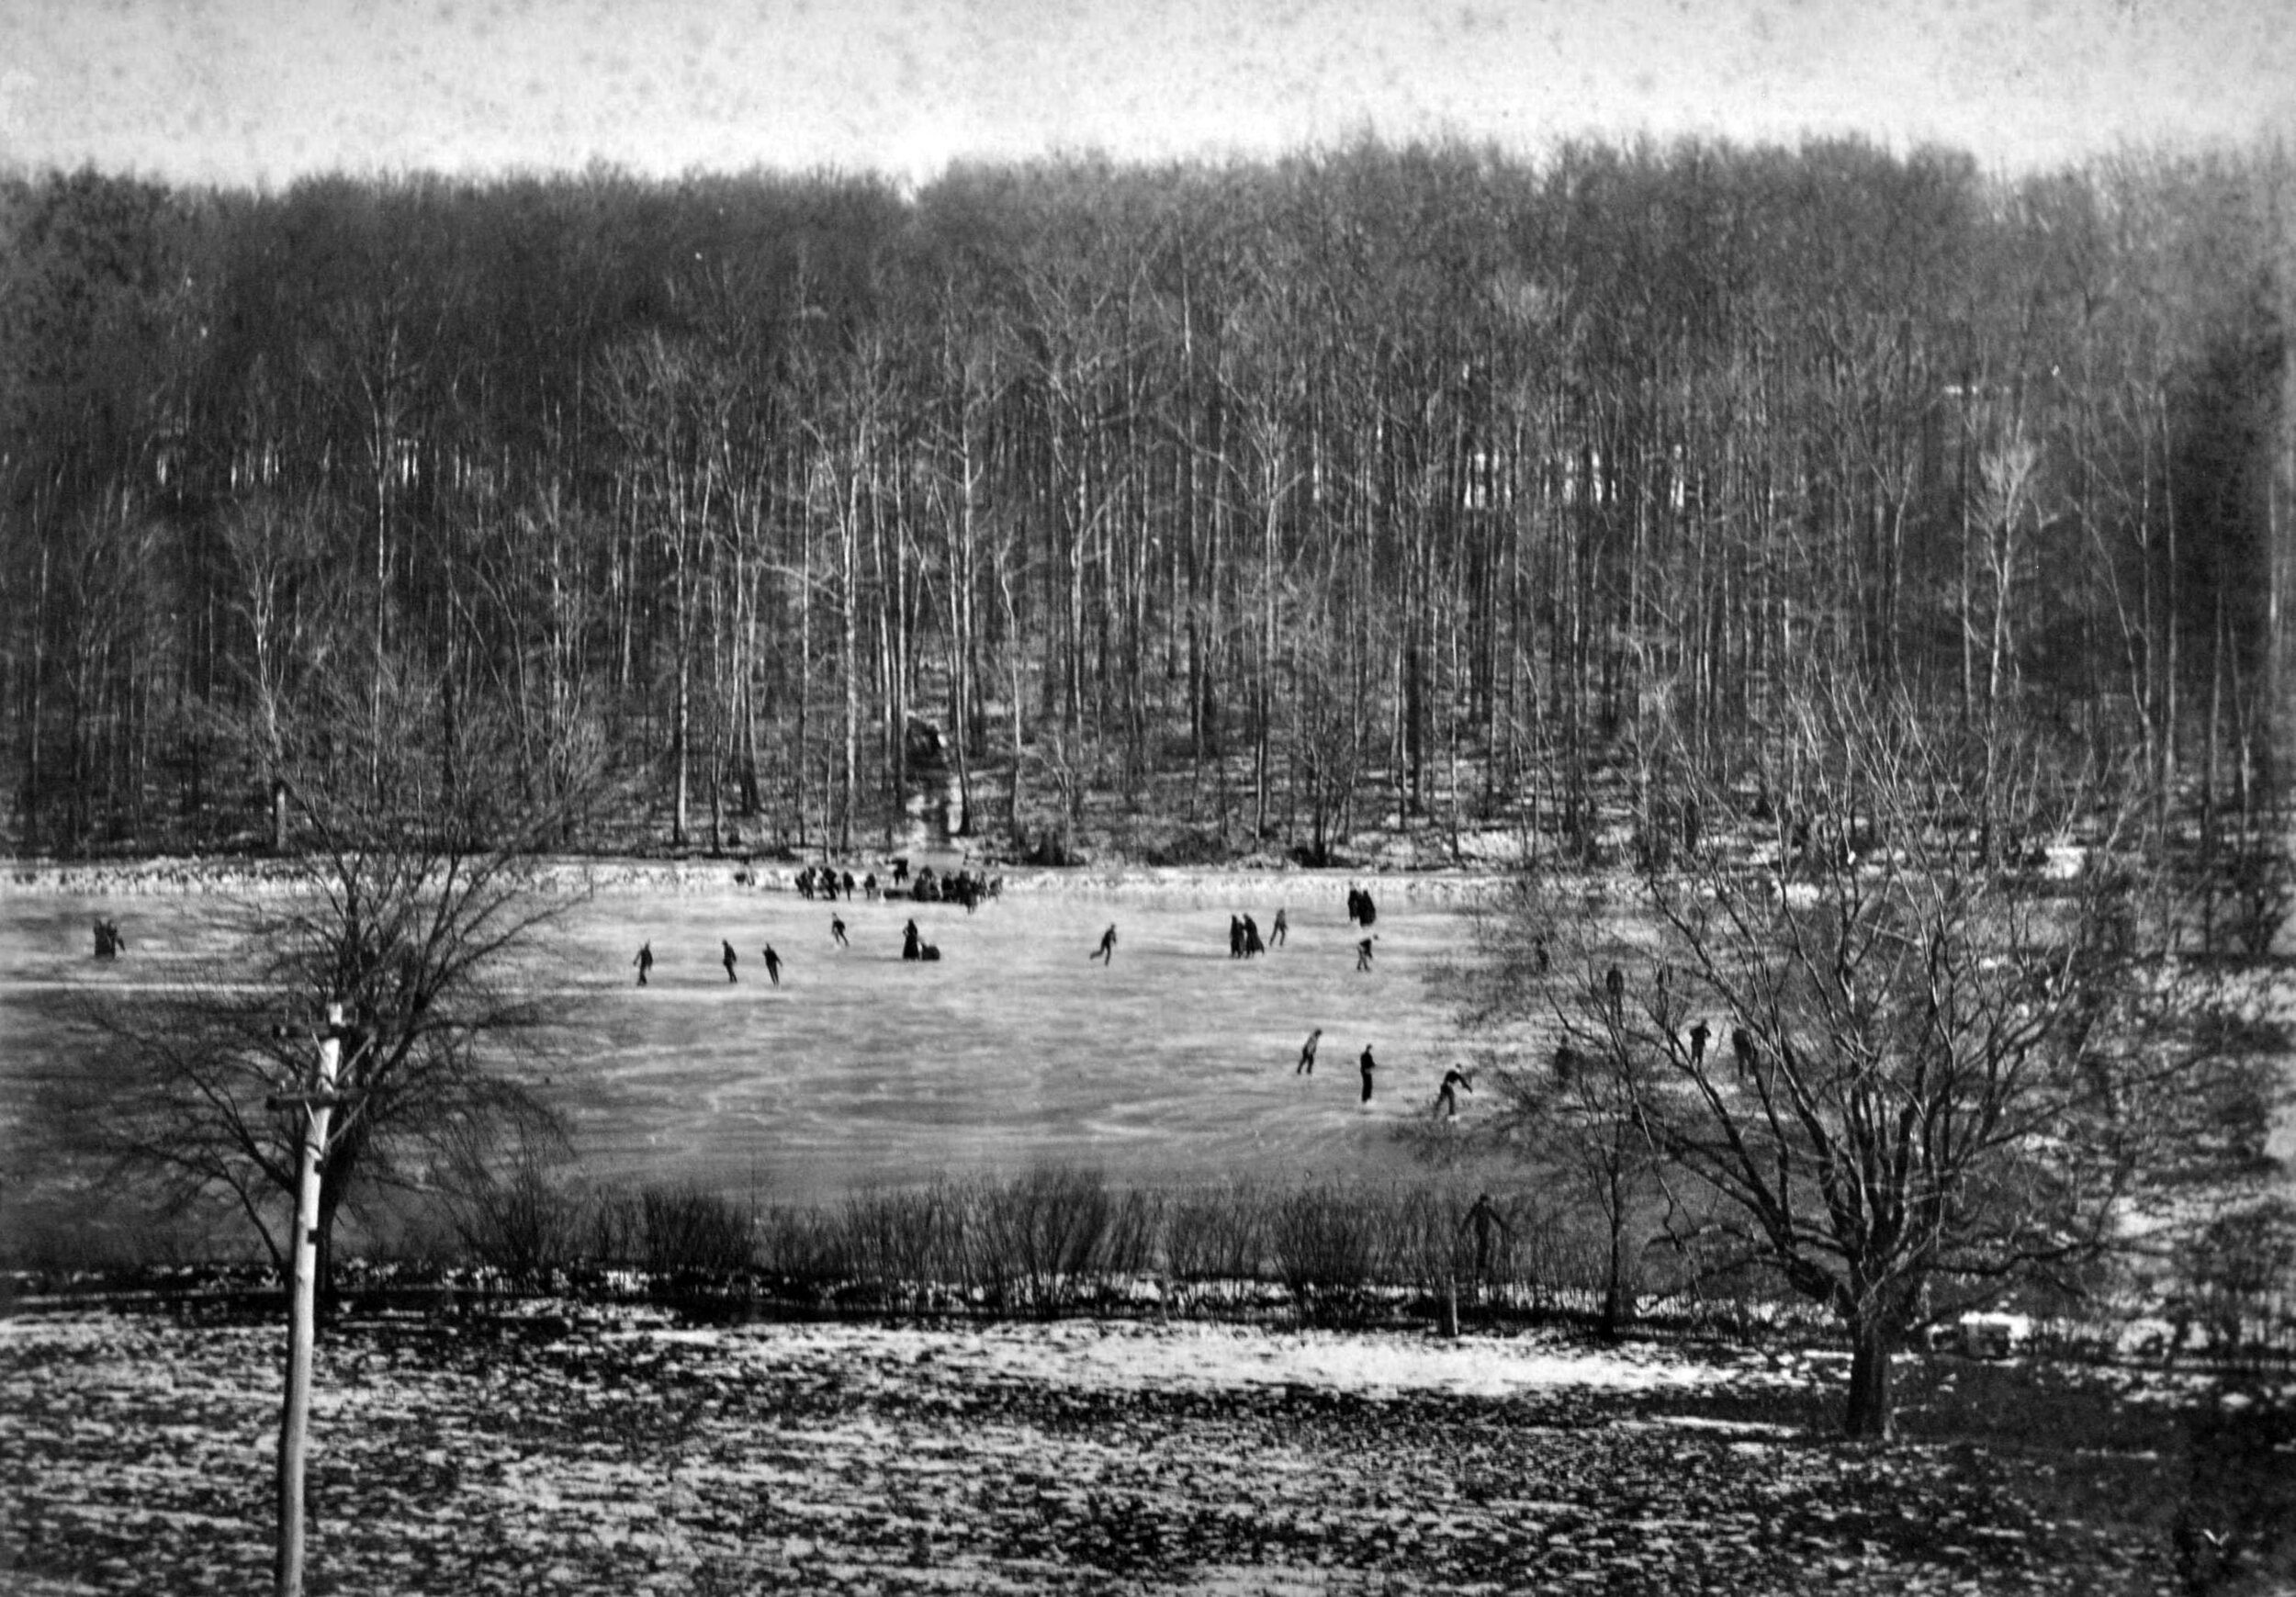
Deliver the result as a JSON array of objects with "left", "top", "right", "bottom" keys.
[
  {"left": 786, "top": 859, "right": 1001, "bottom": 910},
  {"left": 1294, "top": 1025, "right": 1473, "bottom": 1117},
  {"left": 632, "top": 871, "right": 1472, "bottom": 1115}
]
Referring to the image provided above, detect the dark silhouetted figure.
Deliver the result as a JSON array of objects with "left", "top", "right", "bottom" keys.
[
  {"left": 1270, "top": 908, "right": 1288, "bottom": 948},
  {"left": 903, "top": 919, "right": 924, "bottom": 962},
  {"left": 1297, "top": 1028, "right": 1322, "bottom": 1074},
  {"left": 863, "top": 872, "right": 880, "bottom": 900},
  {"left": 830, "top": 915, "right": 849, "bottom": 949},
  {"left": 634, "top": 943, "right": 653, "bottom": 986},
  {"left": 1229, "top": 915, "right": 1244, "bottom": 959},
  {"left": 1461, "top": 1193, "right": 1510, "bottom": 1277},
  {"left": 841, "top": 871, "right": 857, "bottom": 899},
  {"left": 1605, "top": 964, "right": 1625, "bottom": 1016},
  {"left": 1359, "top": 1045, "right": 1378, "bottom": 1104},
  {"left": 762, "top": 944, "right": 782, "bottom": 986},
  {"left": 1345, "top": 886, "right": 1364, "bottom": 924},
  {"left": 1732, "top": 1026, "right": 1758, "bottom": 1077},
  {"left": 892, "top": 857, "right": 910, "bottom": 885},
  {"left": 1356, "top": 890, "right": 1377, "bottom": 928},
  {"left": 721, "top": 940, "right": 738, "bottom": 983},
  {"left": 1534, "top": 938, "right": 1550, "bottom": 974},
  {"left": 1093, "top": 924, "right": 1118, "bottom": 964},
  {"left": 1242, "top": 915, "right": 1265, "bottom": 958},
  {"left": 1356, "top": 936, "right": 1376, "bottom": 972},
  {"left": 1552, "top": 1042, "right": 1579, "bottom": 1085},
  {"left": 93, "top": 918, "right": 126, "bottom": 959},
  {"left": 1434, "top": 1065, "right": 1475, "bottom": 1119},
  {"left": 1689, "top": 1021, "right": 1710, "bottom": 1067}
]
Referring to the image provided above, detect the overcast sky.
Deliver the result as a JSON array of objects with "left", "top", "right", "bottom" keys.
[{"left": 3, "top": 0, "right": 2291, "bottom": 188}]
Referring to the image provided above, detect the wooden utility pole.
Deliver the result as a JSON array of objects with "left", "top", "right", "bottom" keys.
[{"left": 270, "top": 1002, "right": 361, "bottom": 1597}]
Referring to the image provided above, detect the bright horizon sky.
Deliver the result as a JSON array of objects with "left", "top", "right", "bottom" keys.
[{"left": 2, "top": 0, "right": 2291, "bottom": 189}]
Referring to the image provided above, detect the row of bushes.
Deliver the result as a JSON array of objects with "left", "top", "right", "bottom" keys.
[
  {"left": 443, "top": 1160, "right": 1761, "bottom": 1327},
  {"left": 441, "top": 1164, "right": 2296, "bottom": 1356}
]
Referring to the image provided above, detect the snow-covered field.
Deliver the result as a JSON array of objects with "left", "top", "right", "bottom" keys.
[{"left": 6, "top": 1299, "right": 2263, "bottom": 1596}]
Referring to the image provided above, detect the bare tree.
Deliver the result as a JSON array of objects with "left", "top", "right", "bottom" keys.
[
  {"left": 63, "top": 685, "right": 580, "bottom": 1299},
  {"left": 1464, "top": 679, "right": 2279, "bottom": 1437}
]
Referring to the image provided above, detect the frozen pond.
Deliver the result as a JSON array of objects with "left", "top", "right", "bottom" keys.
[{"left": 2, "top": 868, "right": 1507, "bottom": 1208}]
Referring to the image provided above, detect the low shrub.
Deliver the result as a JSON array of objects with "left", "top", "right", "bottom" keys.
[
  {"left": 636, "top": 1185, "right": 756, "bottom": 1282},
  {"left": 1270, "top": 1184, "right": 1384, "bottom": 1325}
]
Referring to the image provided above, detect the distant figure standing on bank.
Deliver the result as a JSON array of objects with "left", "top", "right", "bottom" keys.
[
  {"left": 1297, "top": 1028, "right": 1322, "bottom": 1074},
  {"left": 1242, "top": 914, "right": 1265, "bottom": 958},
  {"left": 1229, "top": 915, "right": 1244, "bottom": 960},
  {"left": 1356, "top": 889, "right": 1377, "bottom": 928},
  {"left": 1270, "top": 907, "right": 1289, "bottom": 948},
  {"left": 762, "top": 944, "right": 782, "bottom": 985},
  {"left": 903, "top": 919, "right": 924, "bottom": 962},
  {"left": 1605, "top": 964, "right": 1625, "bottom": 1016},
  {"left": 1461, "top": 1193, "right": 1510, "bottom": 1277},
  {"left": 1356, "top": 935, "right": 1377, "bottom": 972},
  {"left": 1093, "top": 924, "right": 1118, "bottom": 964},
  {"left": 830, "top": 914, "right": 848, "bottom": 949},
  {"left": 93, "top": 918, "right": 126, "bottom": 960},
  {"left": 1689, "top": 1020, "right": 1710, "bottom": 1067},
  {"left": 1359, "top": 1044, "right": 1378, "bottom": 1104},
  {"left": 633, "top": 942, "right": 653, "bottom": 986},
  {"left": 721, "top": 940, "right": 738, "bottom": 984},
  {"left": 1434, "top": 1064, "right": 1475, "bottom": 1119}
]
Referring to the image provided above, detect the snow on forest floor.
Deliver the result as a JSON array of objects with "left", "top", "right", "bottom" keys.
[{"left": 7, "top": 1299, "right": 2287, "bottom": 1596}]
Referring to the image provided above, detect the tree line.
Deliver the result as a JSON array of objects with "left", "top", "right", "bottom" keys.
[{"left": 3, "top": 137, "right": 2290, "bottom": 863}]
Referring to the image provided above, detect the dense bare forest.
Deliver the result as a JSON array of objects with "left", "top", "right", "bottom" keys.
[{"left": 3, "top": 139, "right": 2290, "bottom": 866}]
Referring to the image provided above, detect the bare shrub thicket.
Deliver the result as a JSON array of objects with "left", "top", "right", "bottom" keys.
[
  {"left": 968, "top": 1167, "right": 1158, "bottom": 1314},
  {"left": 634, "top": 1186, "right": 757, "bottom": 1281},
  {"left": 1161, "top": 1181, "right": 1273, "bottom": 1285},
  {"left": 1269, "top": 1184, "right": 1387, "bottom": 1325},
  {"left": 441, "top": 1130, "right": 587, "bottom": 1290}
]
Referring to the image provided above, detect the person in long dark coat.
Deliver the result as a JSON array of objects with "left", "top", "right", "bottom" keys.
[
  {"left": 1461, "top": 1193, "right": 1510, "bottom": 1279},
  {"left": 1358, "top": 1044, "right": 1378, "bottom": 1104},
  {"left": 762, "top": 944, "right": 782, "bottom": 985},
  {"left": 721, "top": 940, "right": 738, "bottom": 983}
]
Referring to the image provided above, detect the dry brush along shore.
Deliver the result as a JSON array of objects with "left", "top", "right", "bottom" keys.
[{"left": 5, "top": 1293, "right": 2294, "bottom": 1596}]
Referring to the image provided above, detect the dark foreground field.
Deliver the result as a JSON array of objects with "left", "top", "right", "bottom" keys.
[{"left": 6, "top": 1298, "right": 2293, "bottom": 1596}]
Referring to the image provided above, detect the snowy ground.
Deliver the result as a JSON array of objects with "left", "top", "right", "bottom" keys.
[{"left": 6, "top": 1299, "right": 2270, "bottom": 1596}]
